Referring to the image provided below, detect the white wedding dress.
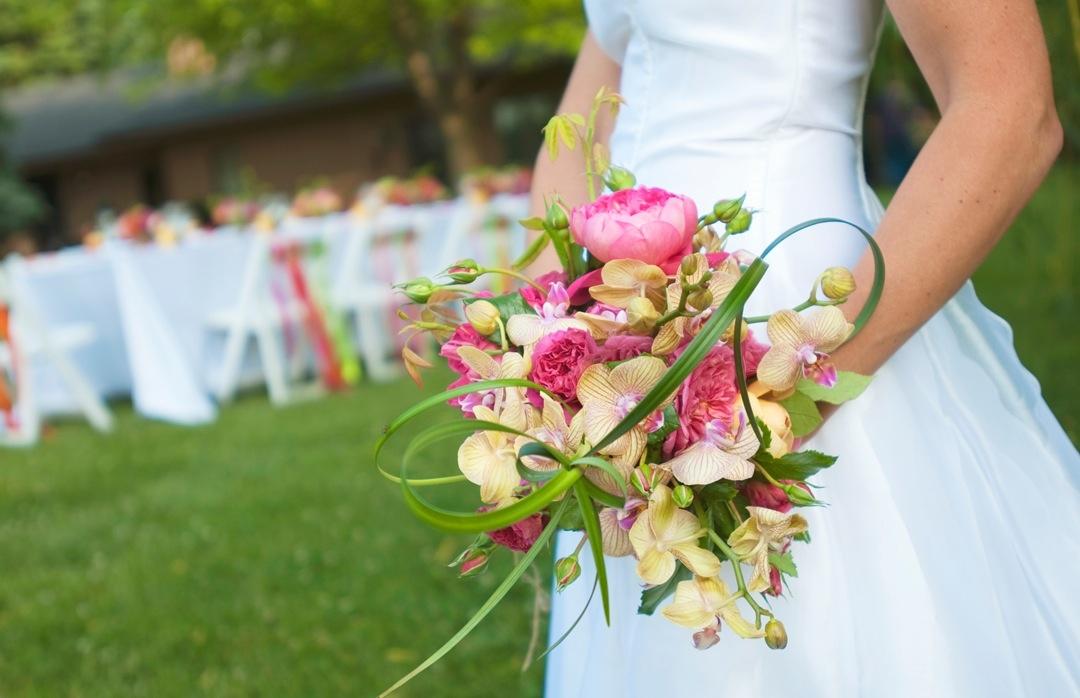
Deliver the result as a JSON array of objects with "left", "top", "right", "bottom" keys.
[{"left": 545, "top": 1, "right": 1080, "bottom": 696}]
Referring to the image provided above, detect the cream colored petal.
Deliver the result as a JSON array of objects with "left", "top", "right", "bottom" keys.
[
  {"left": 576, "top": 364, "right": 618, "bottom": 406},
  {"left": 673, "top": 542, "right": 722, "bottom": 578},
  {"left": 602, "top": 258, "right": 665, "bottom": 288},
  {"left": 662, "top": 596, "right": 716, "bottom": 629},
  {"left": 585, "top": 455, "right": 634, "bottom": 496},
  {"left": 599, "top": 508, "right": 634, "bottom": 557},
  {"left": 498, "top": 351, "right": 529, "bottom": 380},
  {"left": 664, "top": 507, "right": 703, "bottom": 546},
  {"left": 766, "top": 309, "right": 806, "bottom": 348},
  {"left": 540, "top": 394, "right": 569, "bottom": 438},
  {"left": 582, "top": 401, "right": 623, "bottom": 452},
  {"left": 729, "top": 425, "right": 761, "bottom": 460},
  {"left": 745, "top": 551, "right": 772, "bottom": 593},
  {"left": 707, "top": 267, "right": 740, "bottom": 308},
  {"left": 607, "top": 427, "right": 646, "bottom": 468},
  {"left": 726, "top": 517, "right": 761, "bottom": 558},
  {"left": 628, "top": 507, "right": 657, "bottom": 558},
  {"left": 719, "top": 601, "right": 766, "bottom": 639},
  {"left": 457, "top": 431, "right": 495, "bottom": 487},
  {"left": 757, "top": 346, "right": 802, "bottom": 393},
  {"left": 567, "top": 410, "right": 585, "bottom": 450},
  {"left": 457, "top": 344, "right": 499, "bottom": 379},
  {"left": 589, "top": 284, "right": 638, "bottom": 309},
  {"left": 499, "top": 391, "right": 528, "bottom": 433},
  {"left": 574, "top": 311, "right": 625, "bottom": 338},
  {"left": 506, "top": 314, "right": 543, "bottom": 346},
  {"left": 651, "top": 320, "right": 683, "bottom": 356},
  {"left": 471, "top": 405, "right": 499, "bottom": 424},
  {"left": 479, "top": 456, "right": 519, "bottom": 504},
  {"left": 647, "top": 484, "right": 677, "bottom": 532},
  {"left": 636, "top": 547, "right": 677, "bottom": 586},
  {"left": 666, "top": 442, "right": 726, "bottom": 486},
  {"left": 806, "top": 306, "right": 853, "bottom": 352},
  {"left": 609, "top": 355, "right": 667, "bottom": 396}
]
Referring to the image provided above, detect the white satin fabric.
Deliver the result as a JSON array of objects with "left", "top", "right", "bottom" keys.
[{"left": 545, "top": 2, "right": 1080, "bottom": 696}]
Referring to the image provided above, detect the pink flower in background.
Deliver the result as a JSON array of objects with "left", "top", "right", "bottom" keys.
[
  {"left": 570, "top": 187, "right": 697, "bottom": 272},
  {"left": 741, "top": 330, "right": 770, "bottom": 376},
  {"left": 440, "top": 325, "right": 497, "bottom": 376},
  {"left": 531, "top": 329, "right": 597, "bottom": 401},
  {"left": 590, "top": 334, "right": 652, "bottom": 363},
  {"left": 665, "top": 345, "right": 738, "bottom": 456},
  {"left": 487, "top": 512, "right": 547, "bottom": 552}
]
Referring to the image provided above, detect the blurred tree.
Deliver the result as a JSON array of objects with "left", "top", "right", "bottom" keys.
[
  {"left": 0, "top": 0, "right": 112, "bottom": 86},
  {"left": 105, "top": 0, "right": 585, "bottom": 178}
]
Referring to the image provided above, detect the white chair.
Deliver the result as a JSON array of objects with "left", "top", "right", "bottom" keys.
[
  {"left": 204, "top": 235, "right": 322, "bottom": 405},
  {"left": 332, "top": 203, "right": 438, "bottom": 382},
  {"left": 0, "top": 261, "right": 113, "bottom": 447},
  {"left": 438, "top": 193, "right": 530, "bottom": 293}
]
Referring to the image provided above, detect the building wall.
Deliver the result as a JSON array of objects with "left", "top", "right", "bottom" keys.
[{"left": 56, "top": 162, "right": 144, "bottom": 238}]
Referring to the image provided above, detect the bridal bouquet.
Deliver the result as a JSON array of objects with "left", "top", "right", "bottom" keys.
[{"left": 376, "top": 89, "right": 882, "bottom": 695}]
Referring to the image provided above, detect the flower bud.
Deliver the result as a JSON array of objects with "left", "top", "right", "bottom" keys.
[
  {"left": 446, "top": 259, "right": 481, "bottom": 284},
  {"left": 626, "top": 296, "right": 660, "bottom": 334},
  {"left": 783, "top": 482, "right": 816, "bottom": 507},
  {"left": 686, "top": 288, "right": 713, "bottom": 311},
  {"left": 712, "top": 195, "right": 745, "bottom": 223},
  {"left": 465, "top": 300, "right": 500, "bottom": 335},
  {"left": 546, "top": 201, "right": 569, "bottom": 230},
  {"left": 819, "top": 266, "right": 856, "bottom": 300},
  {"left": 764, "top": 619, "right": 788, "bottom": 649},
  {"left": 456, "top": 549, "right": 490, "bottom": 578},
  {"left": 672, "top": 484, "right": 695, "bottom": 508},
  {"left": 398, "top": 277, "right": 437, "bottom": 304},
  {"left": 679, "top": 254, "right": 703, "bottom": 278},
  {"left": 725, "top": 208, "right": 753, "bottom": 235},
  {"left": 632, "top": 464, "right": 654, "bottom": 496},
  {"left": 554, "top": 555, "right": 582, "bottom": 591},
  {"left": 603, "top": 165, "right": 637, "bottom": 192}
]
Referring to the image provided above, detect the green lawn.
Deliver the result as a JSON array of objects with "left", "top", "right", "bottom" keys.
[{"left": 0, "top": 165, "right": 1075, "bottom": 697}]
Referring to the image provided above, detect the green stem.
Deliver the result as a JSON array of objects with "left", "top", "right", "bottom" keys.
[
  {"left": 707, "top": 530, "right": 774, "bottom": 621},
  {"left": 494, "top": 316, "right": 509, "bottom": 351},
  {"left": 512, "top": 230, "right": 551, "bottom": 271},
  {"left": 482, "top": 267, "right": 546, "bottom": 291}
]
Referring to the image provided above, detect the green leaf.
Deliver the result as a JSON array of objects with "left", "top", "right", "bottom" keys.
[
  {"left": 378, "top": 497, "right": 571, "bottom": 697},
  {"left": 769, "top": 551, "right": 798, "bottom": 578},
  {"left": 543, "top": 116, "right": 560, "bottom": 159},
  {"left": 637, "top": 563, "right": 691, "bottom": 616},
  {"left": 778, "top": 391, "right": 823, "bottom": 437},
  {"left": 515, "top": 442, "right": 563, "bottom": 483},
  {"left": 755, "top": 450, "right": 837, "bottom": 480},
  {"left": 589, "top": 258, "right": 768, "bottom": 457},
  {"left": 761, "top": 217, "right": 884, "bottom": 338},
  {"left": 570, "top": 456, "right": 627, "bottom": 499},
  {"left": 699, "top": 481, "right": 739, "bottom": 506},
  {"left": 518, "top": 216, "right": 546, "bottom": 231},
  {"left": 796, "top": 371, "right": 872, "bottom": 404},
  {"left": 573, "top": 479, "right": 610, "bottom": 624}
]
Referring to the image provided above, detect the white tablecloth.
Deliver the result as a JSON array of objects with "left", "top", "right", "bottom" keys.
[{"left": 10, "top": 195, "right": 529, "bottom": 425}]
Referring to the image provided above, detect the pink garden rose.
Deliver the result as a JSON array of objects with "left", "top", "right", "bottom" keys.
[
  {"left": 486, "top": 512, "right": 547, "bottom": 552},
  {"left": 665, "top": 345, "right": 738, "bottom": 456},
  {"left": 570, "top": 187, "right": 697, "bottom": 272},
  {"left": 590, "top": 334, "right": 652, "bottom": 363},
  {"left": 531, "top": 329, "right": 598, "bottom": 401}
]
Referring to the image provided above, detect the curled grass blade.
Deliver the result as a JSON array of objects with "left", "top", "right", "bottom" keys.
[
  {"left": 378, "top": 497, "right": 572, "bottom": 697},
  {"left": 537, "top": 575, "right": 599, "bottom": 661}
]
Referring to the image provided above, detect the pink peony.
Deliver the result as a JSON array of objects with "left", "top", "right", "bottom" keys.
[
  {"left": 590, "top": 334, "right": 653, "bottom": 363},
  {"left": 439, "top": 325, "right": 497, "bottom": 376},
  {"left": 570, "top": 187, "right": 697, "bottom": 272},
  {"left": 531, "top": 329, "right": 597, "bottom": 401},
  {"left": 486, "top": 512, "right": 547, "bottom": 552},
  {"left": 665, "top": 345, "right": 738, "bottom": 456}
]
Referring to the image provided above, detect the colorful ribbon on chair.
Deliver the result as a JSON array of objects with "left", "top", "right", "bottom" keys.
[
  {"left": 276, "top": 240, "right": 345, "bottom": 391},
  {"left": 0, "top": 303, "right": 21, "bottom": 432}
]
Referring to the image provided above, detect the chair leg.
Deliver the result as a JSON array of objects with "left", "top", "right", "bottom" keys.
[
  {"left": 216, "top": 325, "right": 250, "bottom": 404},
  {"left": 255, "top": 320, "right": 290, "bottom": 405},
  {"left": 355, "top": 305, "right": 398, "bottom": 382}
]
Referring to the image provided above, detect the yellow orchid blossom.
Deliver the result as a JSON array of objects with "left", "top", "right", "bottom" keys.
[
  {"left": 457, "top": 405, "right": 524, "bottom": 504},
  {"left": 598, "top": 498, "right": 647, "bottom": 557},
  {"left": 514, "top": 393, "right": 584, "bottom": 472},
  {"left": 455, "top": 345, "right": 533, "bottom": 431},
  {"left": 652, "top": 258, "right": 742, "bottom": 355},
  {"left": 757, "top": 307, "right": 853, "bottom": 395},
  {"left": 577, "top": 355, "right": 673, "bottom": 489},
  {"left": 661, "top": 414, "right": 759, "bottom": 485},
  {"left": 629, "top": 485, "right": 722, "bottom": 585},
  {"left": 505, "top": 282, "right": 592, "bottom": 346},
  {"left": 588, "top": 259, "right": 668, "bottom": 309},
  {"left": 662, "top": 576, "right": 765, "bottom": 646},
  {"left": 728, "top": 506, "right": 809, "bottom": 593}
]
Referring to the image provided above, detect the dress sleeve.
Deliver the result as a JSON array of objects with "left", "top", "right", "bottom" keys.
[{"left": 584, "top": 0, "right": 630, "bottom": 65}]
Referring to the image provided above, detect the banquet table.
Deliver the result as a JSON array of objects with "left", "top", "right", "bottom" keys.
[{"left": 6, "top": 195, "right": 528, "bottom": 427}]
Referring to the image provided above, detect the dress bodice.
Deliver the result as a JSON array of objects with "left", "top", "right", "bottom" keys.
[{"left": 586, "top": 0, "right": 885, "bottom": 143}]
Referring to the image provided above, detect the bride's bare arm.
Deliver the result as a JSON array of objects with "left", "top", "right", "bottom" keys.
[
  {"left": 834, "top": 0, "right": 1062, "bottom": 375},
  {"left": 529, "top": 31, "right": 621, "bottom": 219}
]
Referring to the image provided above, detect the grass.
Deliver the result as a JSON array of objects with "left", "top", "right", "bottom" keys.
[{"left": 0, "top": 164, "right": 1075, "bottom": 697}]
